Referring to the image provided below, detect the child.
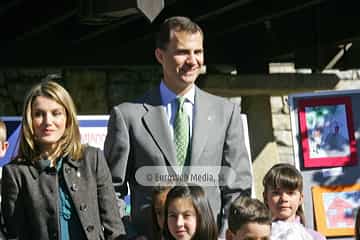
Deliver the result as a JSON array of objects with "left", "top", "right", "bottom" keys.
[
  {"left": 0, "top": 120, "right": 9, "bottom": 239},
  {"left": 0, "top": 120, "right": 8, "bottom": 158},
  {"left": 163, "top": 185, "right": 218, "bottom": 240},
  {"left": 226, "top": 196, "right": 271, "bottom": 240},
  {"left": 152, "top": 185, "right": 172, "bottom": 240},
  {"left": 263, "top": 163, "right": 326, "bottom": 240}
]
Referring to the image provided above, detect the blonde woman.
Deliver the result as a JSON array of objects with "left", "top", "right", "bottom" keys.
[{"left": 1, "top": 80, "right": 125, "bottom": 240}]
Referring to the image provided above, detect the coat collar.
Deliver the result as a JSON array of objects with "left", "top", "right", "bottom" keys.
[
  {"left": 142, "top": 87, "right": 177, "bottom": 167},
  {"left": 190, "top": 88, "right": 213, "bottom": 165},
  {"left": 28, "top": 155, "right": 81, "bottom": 179},
  {"left": 141, "top": 86, "right": 213, "bottom": 167}
]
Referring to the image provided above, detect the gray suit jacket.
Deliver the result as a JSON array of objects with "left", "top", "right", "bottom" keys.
[
  {"left": 104, "top": 85, "right": 252, "bottom": 237},
  {"left": 1, "top": 146, "right": 125, "bottom": 240}
]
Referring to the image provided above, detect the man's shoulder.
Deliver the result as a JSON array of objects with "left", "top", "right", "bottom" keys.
[
  {"left": 197, "top": 87, "right": 235, "bottom": 107},
  {"left": 111, "top": 88, "right": 159, "bottom": 114},
  {"left": 113, "top": 100, "right": 143, "bottom": 110}
]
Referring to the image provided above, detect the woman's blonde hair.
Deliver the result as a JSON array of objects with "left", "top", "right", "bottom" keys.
[
  {"left": 0, "top": 120, "right": 7, "bottom": 142},
  {"left": 17, "top": 80, "right": 83, "bottom": 163}
]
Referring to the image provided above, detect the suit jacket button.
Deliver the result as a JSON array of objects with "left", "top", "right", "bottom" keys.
[
  {"left": 65, "top": 167, "right": 71, "bottom": 174},
  {"left": 86, "top": 225, "right": 94, "bottom": 232},
  {"left": 80, "top": 204, "right": 88, "bottom": 211},
  {"left": 71, "top": 184, "right": 78, "bottom": 192}
]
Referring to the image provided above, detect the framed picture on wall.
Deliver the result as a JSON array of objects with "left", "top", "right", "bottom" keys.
[
  {"left": 298, "top": 96, "right": 357, "bottom": 168},
  {"left": 312, "top": 184, "right": 360, "bottom": 237}
]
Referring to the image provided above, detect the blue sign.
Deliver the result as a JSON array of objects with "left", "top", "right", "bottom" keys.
[{"left": 0, "top": 115, "right": 109, "bottom": 167}]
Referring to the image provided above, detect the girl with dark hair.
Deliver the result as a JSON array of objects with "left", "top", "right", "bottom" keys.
[
  {"left": 163, "top": 185, "right": 218, "bottom": 240},
  {"left": 263, "top": 163, "right": 325, "bottom": 240},
  {"left": 152, "top": 185, "right": 172, "bottom": 240}
]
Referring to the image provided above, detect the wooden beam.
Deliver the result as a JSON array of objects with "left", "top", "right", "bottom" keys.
[
  {"left": 209, "top": 0, "right": 328, "bottom": 37},
  {"left": 0, "top": 0, "right": 23, "bottom": 17},
  {"left": 72, "top": 14, "right": 142, "bottom": 44},
  {"left": 15, "top": 9, "right": 77, "bottom": 42},
  {"left": 199, "top": 73, "right": 340, "bottom": 96}
]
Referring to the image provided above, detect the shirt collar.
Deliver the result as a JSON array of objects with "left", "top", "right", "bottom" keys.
[{"left": 160, "top": 81, "right": 195, "bottom": 105}]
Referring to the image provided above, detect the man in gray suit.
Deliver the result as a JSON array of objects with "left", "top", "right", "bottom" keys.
[{"left": 104, "top": 16, "right": 252, "bottom": 239}]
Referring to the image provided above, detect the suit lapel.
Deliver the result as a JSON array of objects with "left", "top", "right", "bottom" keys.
[
  {"left": 142, "top": 87, "right": 177, "bottom": 166},
  {"left": 190, "top": 87, "right": 213, "bottom": 165}
]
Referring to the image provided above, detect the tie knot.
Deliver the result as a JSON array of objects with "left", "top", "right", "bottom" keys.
[{"left": 177, "top": 96, "right": 186, "bottom": 109}]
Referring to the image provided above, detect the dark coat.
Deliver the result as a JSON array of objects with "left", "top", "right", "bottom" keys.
[{"left": 1, "top": 146, "right": 125, "bottom": 240}]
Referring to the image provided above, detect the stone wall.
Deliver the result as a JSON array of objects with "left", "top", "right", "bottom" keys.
[
  {"left": 271, "top": 96, "right": 294, "bottom": 164},
  {"left": 0, "top": 68, "right": 62, "bottom": 115},
  {"left": 270, "top": 70, "right": 360, "bottom": 165},
  {"left": 0, "top": 67, "right": 162, "bottom": 116}
]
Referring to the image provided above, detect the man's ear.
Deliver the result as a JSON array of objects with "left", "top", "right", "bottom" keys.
[
  {"left": 155, "top": 48, "right": 164, "bottom": 65},
  {"left": 225, "top": 229, "right": 234, "bottom": 240}
]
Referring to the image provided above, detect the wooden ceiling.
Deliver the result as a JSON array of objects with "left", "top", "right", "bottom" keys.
[{"left": 1, "top": 0, "right": 360, "bottom": 72}]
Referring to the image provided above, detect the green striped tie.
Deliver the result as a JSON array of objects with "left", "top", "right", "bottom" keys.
[{"left": 174, "top": 96, "right": 189, "bottom": 167}]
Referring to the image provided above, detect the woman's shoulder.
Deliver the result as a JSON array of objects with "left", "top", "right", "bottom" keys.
[
  {"left": 3, "top": 159, "right": 32, "bottom": 169},
  {"left": 2, "top": 160, "right": 35, "bottom": 178},
  {"left": 79, "top": 145, "right": 105, "bottom": 166},
  {"left": 82, "top": 145, "right": 103, "bottom": 158}
]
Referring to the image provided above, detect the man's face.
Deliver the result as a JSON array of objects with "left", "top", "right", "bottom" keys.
[{"left": 155, "top": 31, "right": 204, "bottom": 95}]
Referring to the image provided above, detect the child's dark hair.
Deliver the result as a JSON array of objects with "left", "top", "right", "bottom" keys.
[
  {"left": 163, "top": 184, "right": 218, "bottom": 240},
  {"left": 152, "top": 184, "right": 172, "bottom": 240},
  {"left": 228, "top": 196, "right": 271, "bottom": 233},
  {"left": 262, "top": 163, "right": 306, "bottom": 225}
]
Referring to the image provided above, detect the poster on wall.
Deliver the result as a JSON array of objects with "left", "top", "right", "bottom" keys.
[
  {"left": 298, "top": 96, "right": 357, "bottom": 168},
  {"left": 312, "top": 184, "right": 360, "bottom": 237},
  {"left": 289, "top": 89, "right": 360, "bottom": 240}
]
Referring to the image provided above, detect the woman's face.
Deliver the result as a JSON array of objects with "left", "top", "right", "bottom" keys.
[
  {"left": 32, "top": 96, "right": 67, "bottom": 153},
  {"left": 167, "top": 197, "right": 197, "bottom": 240}
]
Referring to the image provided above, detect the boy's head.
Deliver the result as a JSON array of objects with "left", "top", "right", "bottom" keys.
[
  {"left": 226, "top": 196, "right": 271, "bottom": 240},
  {"left": 0, "top": 120, "right": 9, "bottom": 158}
]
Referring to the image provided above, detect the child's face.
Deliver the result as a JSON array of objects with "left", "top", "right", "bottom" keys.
[
  {"left": 0, "top": 141, "right": 8, "bottom": 158},
  {"left": 167, "top": 197, "right": 197, "bottom": 240},
  {"left": 264, "top": 187, "right": 303, "bottom": 222},
  {"left": 154, "top": 190, "right": 170, "bottom": 230},
  {"left": 226, "top": 222, "right": 271, "bottom": 240}
]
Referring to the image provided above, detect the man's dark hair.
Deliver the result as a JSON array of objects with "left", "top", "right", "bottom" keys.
[{"left": 156, "top": 16, "right": 203, "bottom": 50}]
